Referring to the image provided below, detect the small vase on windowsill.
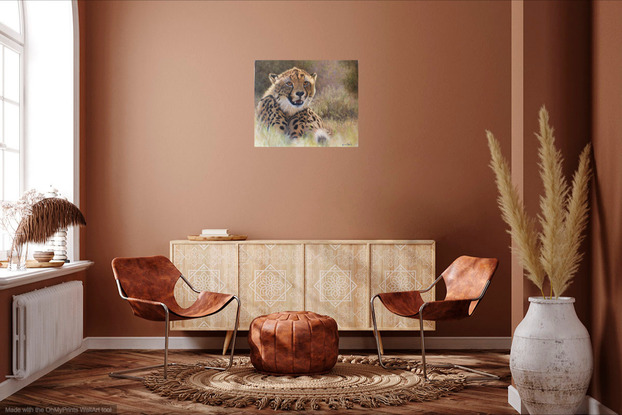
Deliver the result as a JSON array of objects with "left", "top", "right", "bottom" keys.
[{"left": 8, "top": 234, "right": 28, "bottom": 271}]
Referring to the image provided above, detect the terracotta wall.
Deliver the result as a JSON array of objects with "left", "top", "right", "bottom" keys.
[
  {"left": 0, "top": 273, "right": 87, "bottom": 379},
  {"left": 523, "top": 1, "right": 592, "bottom": 327},
  {"left": 81, "top": 0, "right": 512, "bottom": 339},
  {"left": 591, "top": 2, "right": 622, "bottom": 413}
]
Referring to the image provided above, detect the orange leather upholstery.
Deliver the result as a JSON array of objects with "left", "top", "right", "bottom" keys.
[
  {"left": 378, "top": 256, "right": 498, "bottom": 321},
  {"left": 111, "top": 255, "right": 235, "bottom": 321},
  {"left": 248, "top": 311, "right": 339, "bottom": 375}
]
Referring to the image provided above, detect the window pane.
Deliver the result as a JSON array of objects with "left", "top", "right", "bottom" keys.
[
  {"left": 4, "top": 102, "right": 18, "bottom": 149},
  {"left": 4, "top": 47, "right": 19, "bottom": 102},
  {"left": 0, "top": 47, "right": 3, "bottom": 97},
  {"left": 4, "top": 150, "right": 19, "bottom": 201},
  {"left": 0, "top": 1, "right": 20, "bottom": 34}
]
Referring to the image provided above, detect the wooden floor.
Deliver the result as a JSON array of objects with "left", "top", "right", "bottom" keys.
[{"left": 1, "top": 350, "right": 514, "bottom": 414}]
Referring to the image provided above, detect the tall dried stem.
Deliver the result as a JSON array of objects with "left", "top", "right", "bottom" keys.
[
  {"left": 487, "top": 131, "right": 545, "bottom": 294},
  {"left": 551, "top": 143, "right": 592, "bottom": 296},
  {"left": 536, "top": 107, "right": 569, "bottom": 297}
]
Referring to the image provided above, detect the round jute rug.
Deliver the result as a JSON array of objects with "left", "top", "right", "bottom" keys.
[{"left": 143, "top": 355, "right": 465, "bottom": 411}]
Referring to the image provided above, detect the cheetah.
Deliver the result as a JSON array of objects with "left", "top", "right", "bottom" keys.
[{"left": 256, "top": 67, "right": 330, "bottom": 144}]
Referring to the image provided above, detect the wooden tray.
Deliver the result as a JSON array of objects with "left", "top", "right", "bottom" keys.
[
  {"left": 1, "top": 260, "right": 64, "bottom": 269},
  {"left": 187, "top": 235, "right": 247, "bottom": 241}
]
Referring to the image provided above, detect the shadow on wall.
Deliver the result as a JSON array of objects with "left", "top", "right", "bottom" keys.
[{"left": 591, "top": 164, "right": 621, "bottom": 413}]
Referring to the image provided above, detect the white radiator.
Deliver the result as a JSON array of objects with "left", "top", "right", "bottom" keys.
[{"left": 11, "top": 281, "right": 83, "bottom": 379}]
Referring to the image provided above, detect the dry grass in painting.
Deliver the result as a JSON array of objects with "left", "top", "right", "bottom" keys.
[
  {"left": 254, "top": 119, "right": 358, "bottom": 148},
  {"left": 487, "top": 106, "right": 592, "bottom": 298}
]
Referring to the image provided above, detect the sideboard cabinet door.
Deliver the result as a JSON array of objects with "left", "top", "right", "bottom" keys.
[
  {"left": 370, "top": 243, "right": 436, "bottom": 330},
  {"left": 305, "top": 243, "right": 369, "bottom": 329},
  {"left": 238, "top": 244, "right": 304, "bottom": 328},
  {"left": 171, "top": 243, "right": 238, "bottom": 330},
  {"left": 170, "top": 240, "right": 435, "bottom": 332}
]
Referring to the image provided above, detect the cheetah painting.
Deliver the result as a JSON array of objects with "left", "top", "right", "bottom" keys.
[{"left": 254, "top": 60, "right": 358, "bottom": 147}]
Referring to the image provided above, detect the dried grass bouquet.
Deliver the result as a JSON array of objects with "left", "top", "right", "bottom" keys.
[
  {"left": 1, "top": 189, "right": 46, "bottom": 240},
  {"left": 1, "top": 190, "right": 86, "bottom": 266},
  {"left": 486, "top": 106, "right": 592, "bottom": 298}
]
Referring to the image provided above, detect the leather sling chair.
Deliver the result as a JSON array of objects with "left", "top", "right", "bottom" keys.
[
  {"left": 371, "top": 255, "right": 499, "bottom": 381},
  {"left": 110, "top": 255, "right": 240, "bottom": 380}
]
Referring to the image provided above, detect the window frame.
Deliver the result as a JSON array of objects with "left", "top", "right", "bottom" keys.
[
  {"left": 71, "top": 0, "right": 80, "bottom": 261},
  {"left": 0, "top": 2, "right": 25, "bottom": 254}
]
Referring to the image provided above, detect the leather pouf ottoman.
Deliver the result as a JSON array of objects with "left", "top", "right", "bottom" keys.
[{"left": 248, "top": 311, "right": 339, "bottom": 375}]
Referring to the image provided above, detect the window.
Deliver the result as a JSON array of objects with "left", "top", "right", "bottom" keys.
[
  {"left": 0, "top": 1, "right": 22, "bottom": 38},
  {"left": 0, "top": 0, "right": 24, "bottom": 252},
  {"left": 1, "top": 1, "right": 79, "bottom": 261},
  {"left": 0, "top": 43, "right": 21, "bottom": 201},
  {"left": 0, "top": 0, "right": 23, "bottom": 202}
]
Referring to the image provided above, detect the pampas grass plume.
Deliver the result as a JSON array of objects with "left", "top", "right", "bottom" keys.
[
  {"left": 553, "top": 142, "right": 592, "bottom": 296},
  {"left": 487, "top": 106, "right": 592, "bottom": 298},
  {"left": 486, "top": 131, "right": 545, "bottom": 293}
]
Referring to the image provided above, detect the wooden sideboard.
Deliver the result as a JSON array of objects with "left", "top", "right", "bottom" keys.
[{"left": 170, "top": 240, "right": 436, "bottom": 332}]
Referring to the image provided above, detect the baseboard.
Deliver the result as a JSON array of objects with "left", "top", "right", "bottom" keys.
[
  {"left": 85, "top": 336, "right": 234, "bottom": 350},
  {"left": 85, "top": 335, "right": 511, "bottom": 351},
  {"left": 508, "top": 385, "right": 618, "bottom": 415},
  {"left": 350, "top": 336, "right": 511, "bottom": 350},
  {"left": 0, "top": 341, "right": 88, "bottom": 402}
]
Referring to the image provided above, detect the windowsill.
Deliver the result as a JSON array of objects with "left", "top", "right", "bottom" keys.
[{"left": 0, "top": 260, "right": 93, "bottom": 290}]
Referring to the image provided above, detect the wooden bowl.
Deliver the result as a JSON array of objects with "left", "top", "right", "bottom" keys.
[{"left": 33, "top": 251, "right": 54, "bottom": 263}]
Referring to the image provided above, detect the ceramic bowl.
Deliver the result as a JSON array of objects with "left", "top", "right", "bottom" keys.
[{"left": 33, "top": 251, "right": 54, "bottom": 263}]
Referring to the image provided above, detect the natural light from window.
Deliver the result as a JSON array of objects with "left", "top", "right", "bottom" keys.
[
  {"left": 1, "top": 45, "right": 21, "bottom": 202},
  {"left": 0, "top": 1, "right": 21, "bottom": 35},
  {"left": 1, "top": 0, "right": 78, "bottom": 264},
  {"left": 1, "top": 45, "right": 21, "bottom": 201},
  {"left": 0, "top": 0, "right": 24, "bottom": 256}
]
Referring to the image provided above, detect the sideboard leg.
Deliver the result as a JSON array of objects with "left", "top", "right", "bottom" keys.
[
  {"left": 222, "top": 330, "right": 234, "bottom": 355},
  {"left": 377, "top": 331, "right": 384, "bottom": 355}
]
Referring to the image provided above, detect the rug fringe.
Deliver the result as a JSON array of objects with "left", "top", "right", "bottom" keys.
[{"left": 143, "top": 355, "right": 467, "bottom": 411}]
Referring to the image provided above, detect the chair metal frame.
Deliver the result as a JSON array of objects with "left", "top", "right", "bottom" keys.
[
  {"left": 371, "top": 274, "right": 499, "bottom": 381},
  {"left": 109, "top": 274, "right": 241, "bottom": 381}
]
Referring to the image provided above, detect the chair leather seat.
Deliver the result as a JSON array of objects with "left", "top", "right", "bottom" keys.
[
  {"left": 378, "top": 291, "right": 425, "bottom": 318},
  {"left": 378, "top": 292, "right": 474, "bottom": 321},
  {"left": 378, "top": 256, "right": 498, "bottom": 321},
  {"left": 170, "top": 291, "right": 234, "bottom": 318},
  {"left": 112, "top": 255, "right": 234, "bottom": 320}
]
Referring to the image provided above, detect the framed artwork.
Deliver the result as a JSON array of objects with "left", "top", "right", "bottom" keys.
[{"left": 254, "top": 60, "right": 358, "bottom": 147}]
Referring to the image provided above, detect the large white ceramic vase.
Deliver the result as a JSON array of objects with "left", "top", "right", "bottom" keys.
[{"left": 510, "top": 297, "right": 592, "bottom": 414}]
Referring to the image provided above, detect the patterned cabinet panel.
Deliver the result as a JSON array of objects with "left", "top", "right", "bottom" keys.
[
  {"left": 171, "top": 243, "right": 238, "bottom": 330},
  {"left": 370, "top": 242, "right": 436, "bottom": 330},
  {"left": 238, "top": 244, "right": 305, "bottom": 329},
  {"left": 305, "top": 244, "right": 369, "bottom": 329}
]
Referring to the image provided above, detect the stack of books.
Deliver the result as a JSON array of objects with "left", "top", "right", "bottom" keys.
[
  {"left": 188, "top": 228, "right": 246, "bottom": 241},
  {"left": 200, "top": 228, "right": 230, "bottom": 237}
]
